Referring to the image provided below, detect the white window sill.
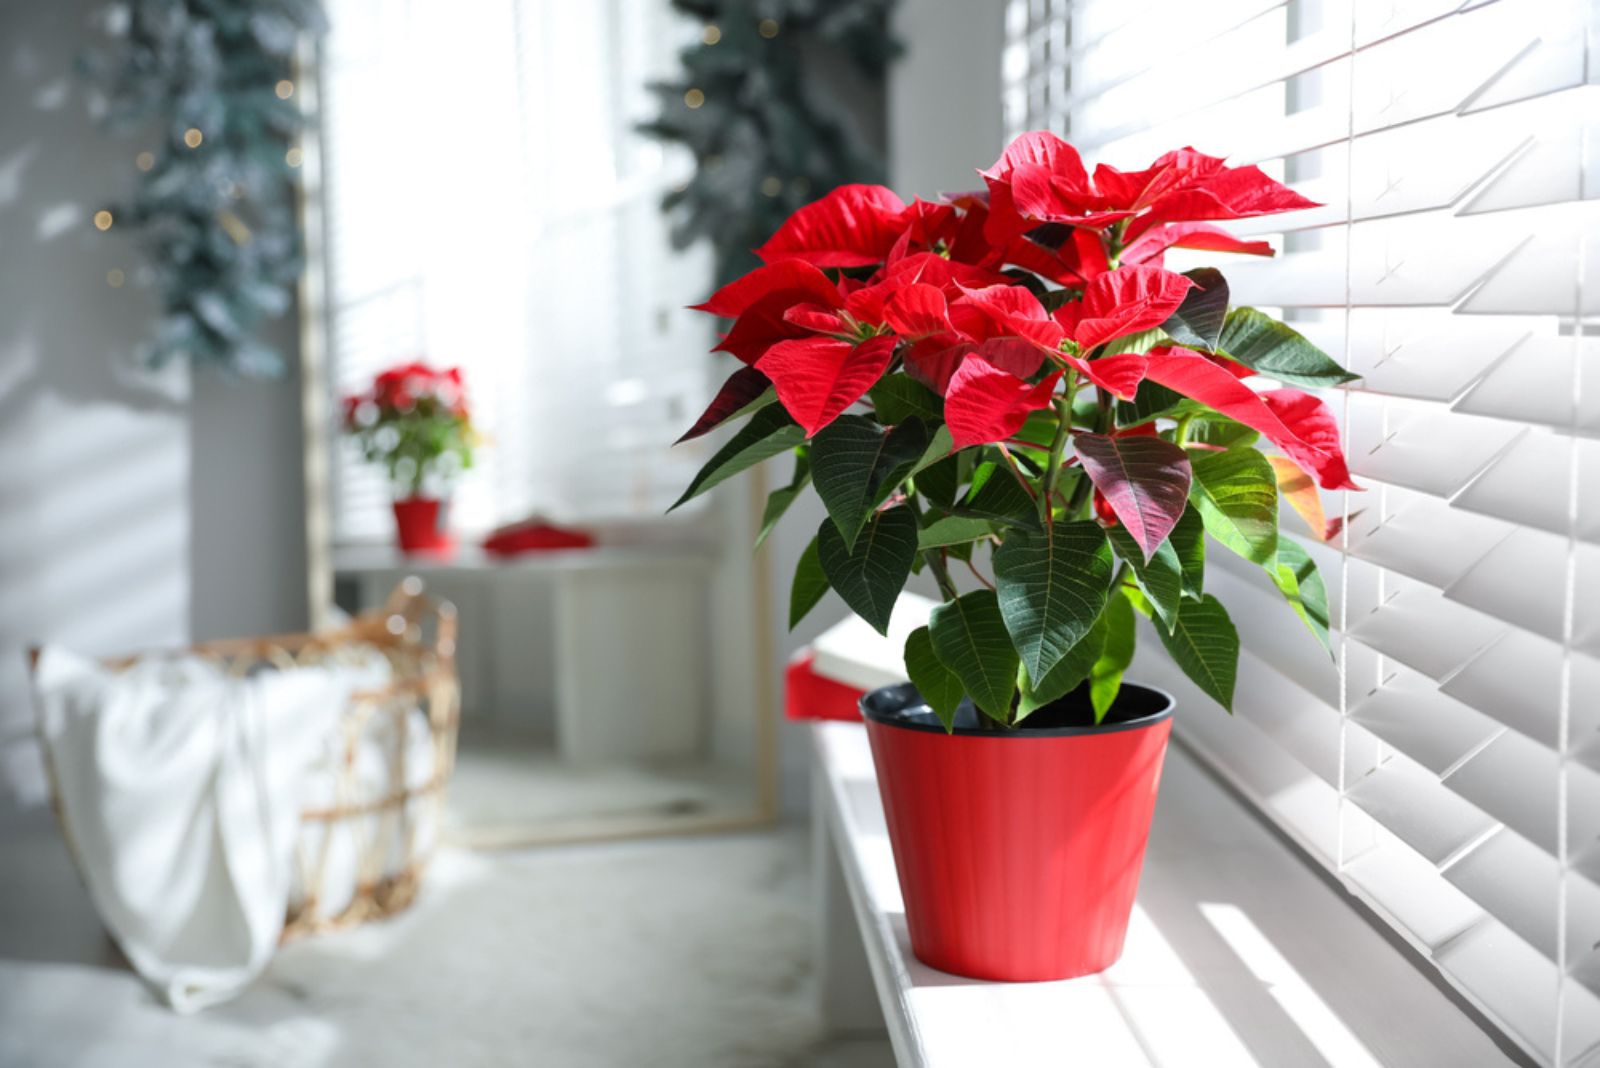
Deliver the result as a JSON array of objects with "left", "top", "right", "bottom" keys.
[{"left": 811, "top": 720, "right": 1522, "bottom": 1067}]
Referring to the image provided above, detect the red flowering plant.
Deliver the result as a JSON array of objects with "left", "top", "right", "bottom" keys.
[
  {"left": 672, "top": 133, "right": 1358, "bottom": 728},
  {"left": 342, "top": 361, "right": 476, "bottom": 498}
]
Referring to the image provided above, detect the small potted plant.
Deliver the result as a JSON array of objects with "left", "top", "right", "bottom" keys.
[
  {"left": 342, "top": 361, "right": 476, "bottom": 554},
  {"left": 672, "top": 132, "right": 1357, "bottom": 981}
]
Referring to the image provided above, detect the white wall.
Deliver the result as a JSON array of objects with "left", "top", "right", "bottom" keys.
[{"left": 0, "top": 0, "right": 308, "bottom": 804}]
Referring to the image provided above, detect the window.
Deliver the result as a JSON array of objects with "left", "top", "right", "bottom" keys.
[
  {"left": 1006, "top": 0, "right": 1599, "bottom": 1062},
  {"left": 315, "top": 0, "right": 712, "bottom": 542}
]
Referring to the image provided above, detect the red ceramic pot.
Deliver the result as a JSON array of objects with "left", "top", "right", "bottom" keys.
[
  {"left": 392, "top": 497, "right": 455, "bottom": 554},
  {"left": 861, "top": 681, "right": 1173, "bottom": 982}
]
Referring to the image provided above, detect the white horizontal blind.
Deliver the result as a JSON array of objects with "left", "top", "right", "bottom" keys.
[
  {"left": 318, "top": 0, "right": 712, "bottom": 542},
  {"left": 1007, "top": 0, "right": 1598, "bottom": 1062}
]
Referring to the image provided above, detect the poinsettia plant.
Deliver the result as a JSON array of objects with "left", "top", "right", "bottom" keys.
[
  {"left": 342, "top": 361, "right": 476, "bottom": 497},
  {"left": 672, "top": 132, "right": 1359, "bottom": 729}
]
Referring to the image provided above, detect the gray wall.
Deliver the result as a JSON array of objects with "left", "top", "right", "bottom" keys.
[{"left": 0, "top": 0, "right": 307, "bottom": 804}]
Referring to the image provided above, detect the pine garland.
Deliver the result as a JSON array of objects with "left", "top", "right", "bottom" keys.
[
  {"left": 641, "top": 0, "right": 900, "bottom": 286},
  {"left": 79, "top": 0, "right": 325, "bottom": 378}
]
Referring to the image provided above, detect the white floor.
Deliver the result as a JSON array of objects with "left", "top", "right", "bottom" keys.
[{"left": 0, "top": 812, "right": 893, "bottom": 1068}]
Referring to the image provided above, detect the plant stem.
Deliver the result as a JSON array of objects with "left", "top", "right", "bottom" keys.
[
  {"left": 905, "top": 494, "right": 959, "bottom": 601},
  {"left": 1040, "top": 378, "right": 1077, "bottom": 523}
]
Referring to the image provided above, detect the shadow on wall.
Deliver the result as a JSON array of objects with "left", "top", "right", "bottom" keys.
[{"left": 0, "top": 0, "right": 190, "bottom": 805}]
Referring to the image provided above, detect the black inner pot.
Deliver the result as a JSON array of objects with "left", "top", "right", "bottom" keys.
[{"left": 860, "top": 680, "right": 1174, "bottom": 737}]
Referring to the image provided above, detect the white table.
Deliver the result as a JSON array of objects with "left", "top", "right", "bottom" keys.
[{"left": 811, "top": 720, "right": 1516, "bottom": 1068}]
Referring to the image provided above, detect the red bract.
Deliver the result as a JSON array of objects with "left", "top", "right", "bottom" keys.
[
  {"left": 945, "top": 357, "right": 1061, "bottom": 449},
  {"left": 757, "top": 334, "right": 897, "bottom": 437}
]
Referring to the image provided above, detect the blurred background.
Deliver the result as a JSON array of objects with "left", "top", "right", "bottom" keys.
[{"left": 1, "top": 0, "right": 1595, "bottom": 1065}]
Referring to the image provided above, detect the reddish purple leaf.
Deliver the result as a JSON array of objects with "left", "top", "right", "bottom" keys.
[
  {"left": 676, "top": 366, "right": 771, "bottom": 444},
  {"left": 1074, "top": 433, "right": 1192, "bottom": 562}
]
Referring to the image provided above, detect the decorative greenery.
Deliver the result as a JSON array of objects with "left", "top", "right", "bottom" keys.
[
  {"left": 640, "top": 0, "right": 900, "bottom": 286},
  {"left": 79, "top": 0, "right": 325, "bottom": 377},
  {"left": 672, "top": 132, "right": 1359, "bottom": 729},
  {"left": 342, "top": 362, "right": 476, "bottom": 498}
]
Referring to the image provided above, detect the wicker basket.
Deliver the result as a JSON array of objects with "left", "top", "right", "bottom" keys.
[{"left": 33, "top": 579, "right": 461, "bottom": 943}]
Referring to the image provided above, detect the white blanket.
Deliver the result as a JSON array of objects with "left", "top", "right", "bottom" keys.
[{"left": 30, "top": 648, "right": 361, "bottom": 1012}]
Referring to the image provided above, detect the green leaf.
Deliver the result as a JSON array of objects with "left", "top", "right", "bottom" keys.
[
  {"left": 1271, "top": 537, "right": 1332, "bottom": 656},
  {"left": 1106, "top": 524, "right": 1181, "bottom": 633},
  {"left": 953, "top": 463, "right": 1039, "bottom": 529},
  {"left": 1186, "top": 417, "right": 1259, "bottom": 451},
  {"left": 992, "top": 521, "right": 1114, "bottom": 684},
  {"left": 918, "top": 515, "right": 995, "bottom": 550},
  {"left": 789, "top": 536, "right": 830, "bottom": 630},
  {"left": 672, "top": 405, "right": 805, "bottom": 510},
  {"left": 1089, "top": 593, "right": 1137, "bottom": 722},
  {"left": 1189, "top": 448, "right": 1278, "bottom": 566},
  {"left": 904, "top": 626, "right": 964, "bottom": 731},
  {"left": 869, "top": 373, "right": 943, "bottom": 425},
  {"left": 1102, "top": 327, "right": 1168, "bottom": 358},
  {"left": 1218, "top": 307, "right": 1360, "bottom": 388},
  {"left": 929, "top": 590, "right": 1019, "bottom": 724},
  {"left": 811, "top": 415, "right": 931, "bottom": 549},
  {"left": 1017, "top": 613, "right": 1106, "bottom": 719},
  {"left": 1160, "top": 268, "right": 1229, "bottom": 352},
  {"left": 1170, "top": 506, "right": 1206, "bottom": 600},
  {"left": 816, "top": 506, "right": 918, "bottom": 636},
  {"left": 912, "top": 423, "right": 954, "bottom": 475},
  {"left": 755, "top": 452, "right": 809, "bottom": 552},
  {"left": 915, "top": 451, "right": 960, "bottom": 509},
  {"left": 1115, "top": 380, "right": 1198, "bottom": 426},
  {"left": 1156, "top": 593, "right": 1239, "bottom": 712}
]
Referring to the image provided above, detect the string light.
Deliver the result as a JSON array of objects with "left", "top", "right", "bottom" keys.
[
  {"left": 760, "top": 175, "right": 782, "bottom": 197},
  {"left": 758, "top": 18, "right": 779, "bottom": 38},
  {"left": 274, "top": 79, "right": 294, "bottom": 99},
  {"left": 93, "top": 210, "right": 114, "bottom": 231},
  {"left": 135, "top": 150, "right": 155, "bottom": 171},
  {"left": 702, "top": 24, "right": 721, "bottom": 45},
  {"left": 106, "top": 268, "right": 125, "bottom": 288},
  {"left": 285, "top": 146, "right": 303, "bottom": 167},
  {"left": 183, "top": 127, "right": 203, "bottom": 148},
  {"left": 684, "top": 88, "right": 705, "bottom": 109}
]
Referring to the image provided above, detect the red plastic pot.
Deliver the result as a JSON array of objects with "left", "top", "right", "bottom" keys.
[
  {"left": 392, "top": 497, "right": 455, "bottom": 554},
  {"left": 861, "top": 681, "right": 1173, "bottom": 982}
]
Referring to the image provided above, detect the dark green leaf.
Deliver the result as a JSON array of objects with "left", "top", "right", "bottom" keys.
[
  {"left": 953, "top": 463, "right": 1040, "bottom": 529},
  {"left": 1186, "top": 417, "right": 1259, "bottom": 451},
  {"left": 1272, "top": 537, "right": 1332, "bottom": 656},
  {"left": 1107, "top": 524, "right": 1181, "bottom": 633},
  {"left": 1156, "top": 593, "right": 1239, "bottom": 712},
  {"left": 1170, "top": 506, "right": 1206, "bottom": 600},
  {"left": 869, "top": 373, "right": 943, "bottom": 425},
  {"left": 789, "top": 536, "right": 829, "bottom": 630},
  {"left": 1189, "top": 448, "right": 1278, "bottom": 566},
  {"left": 992, "top": 521, "right": 1114, "bottom": 683},
  {"left": 816, "top": 506, "right": 918, "bottom": 636},
  {"left": 929, "top": 590, "right": 1018, "bottom": 723},
  {"left": 912, "top": 424, "right": 954, "bottom": 474},
  {"left": 915, "top": 452, "right": 960, "bottom": 509},
  {"left": 811, "top": 416, "right": 931, "bottom": 550},
  {"left": 1090, "top": 592, "right": 1137, "bottom": 722},
  {"left": 1161, "top": 268, "right": 1229, "bottom": 352},
  {"left": 918, "top": 515, "right": 995, "bottom": 550},
  {"left": 904, "top": 626, "right": 964, "bottom": 731},
  {"left": 1115, "top": 380, "right": 1197, "bottom": 426},
  {"left": 1218, "top": 307, "right": 1360, "bottom": 388},
  {"left": 1017, "top": 613, "right": 1106, "bottom": 719},
  {"left": 672, "top": 405, "right": 804, "bottom": 510},
  {"left": 676, "top": 368, "right": 774, "bottom": 443},
  {"left": 755, "top": 452, "right": 810, "bottom": 552}
]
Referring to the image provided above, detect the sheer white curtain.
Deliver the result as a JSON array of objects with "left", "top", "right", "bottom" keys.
[
  {"left": 1007, "top": 0, "right": 1598, "bottom": 1063},
  {"left": 318, "top": 0, "right": 712, "bottom": 541}
]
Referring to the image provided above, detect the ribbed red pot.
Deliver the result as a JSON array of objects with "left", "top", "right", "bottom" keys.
[
  {"left": 862, "top": 682, "right": 1173, "bottom": 982},
  {"left": 392, "top": 497, "right": 455, "bottom": 554}
]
